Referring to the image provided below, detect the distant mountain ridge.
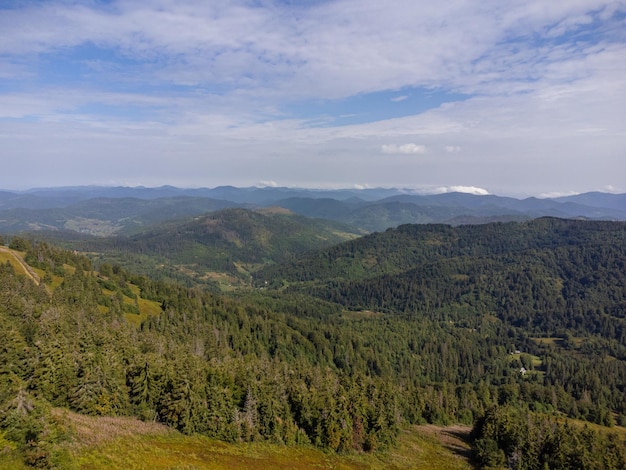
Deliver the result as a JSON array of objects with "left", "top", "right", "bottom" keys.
[{"left": 0, "top": 185, "right": 625, "bottom": 235}]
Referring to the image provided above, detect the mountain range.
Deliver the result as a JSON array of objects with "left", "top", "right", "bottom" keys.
[{"left": 1, "top": 186, "right": 625, "bottom": 235}]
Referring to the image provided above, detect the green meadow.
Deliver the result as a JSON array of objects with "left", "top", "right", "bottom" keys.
[{"left": 17, "top": 411, "right": 473, "bottom": 470}]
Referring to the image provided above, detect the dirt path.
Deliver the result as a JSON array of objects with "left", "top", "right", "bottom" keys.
[{"left": 0, "top": 246, "right": 40, "bottom": 285}]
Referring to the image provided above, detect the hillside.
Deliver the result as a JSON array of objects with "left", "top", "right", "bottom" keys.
[
  {"left": 256, "top": 217, "right": 626, "bottom": 285},
  {"left": 1, "top": 219, "right": 626, "bottom": 468},
  {"left": 3, "top": 410, "right": 472, "bottom": 470},
  {"left": 258, "top": 218, "right": 626, "bottom": 344},
  {"left": 72, "top": 207, "right": 363, "bottom": 286},
  {"left": 256, "top": 218, "right": 626, "bottom": 424}
]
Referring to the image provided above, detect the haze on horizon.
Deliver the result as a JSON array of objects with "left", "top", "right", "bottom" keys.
[{"left": 1, "top": 0, "right": 625, "bottom": 197}]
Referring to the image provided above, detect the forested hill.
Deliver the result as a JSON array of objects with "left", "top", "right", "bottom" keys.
[
  {"left": 258, "top": 217, "right": 626, "bottom": 337},
  {"left": 2, "top": 219, "right": 626, "bottom": 468},
  {"left": 77, "top": 207, "right": 362, "bottom": 283},
  {"left": 256, "top": 218, "right": 626, "bottom": 285}
]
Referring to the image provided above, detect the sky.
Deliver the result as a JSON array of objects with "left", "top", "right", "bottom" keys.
[{"left": 0, "top": 0, "right": 625, "bottom": 197}]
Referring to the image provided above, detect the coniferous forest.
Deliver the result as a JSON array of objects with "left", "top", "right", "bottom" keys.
[{"left": 1, "top": 217, "right": 626, "bottom": 468}]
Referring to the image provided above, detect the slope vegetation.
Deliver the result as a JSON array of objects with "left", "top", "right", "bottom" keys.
[{"left": 1, "top": 219, "right": 626, "bottom": 468}]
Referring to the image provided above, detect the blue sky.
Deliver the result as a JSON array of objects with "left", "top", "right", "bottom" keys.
[{"left": 1, "top": 0, "right": 625, "bottom": 196}]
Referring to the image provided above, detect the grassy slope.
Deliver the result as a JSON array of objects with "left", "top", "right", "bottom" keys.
[
  {"left": 0, "top": 425, "right": 486, "bottom": 469},
  {"left": 0, "top": 247, "right": 40, "bottom": 283},
  {"left": 0, "top": 247, "right": 162, "bottom": 326},
  {"left": 45, "top": 411, "right": 473, "bottom": 470}
]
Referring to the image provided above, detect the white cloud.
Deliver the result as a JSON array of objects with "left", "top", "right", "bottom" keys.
[
  {"left": 0, "top": 0, "right": 625, "bottom": 194},
  {"left": 539, "top": 185, "right": 625, "bottom": 198},
  {"left": 434, "top": 186, "right": 490, "bottom": 195},
  {"left": 391, "top": 95, "right": 408, "bottom": 102},
  {"left": 538, "top": 191, "right": 580, "bottom": 199},
  {"left": 2, "top": 0, "right": 622, "bottom": 100},
  {"left": 603, "top": 185, "right": 622, "bottom": 193},
  {"left": 381, "top": 143, "right": 427, "bottom": 154}
]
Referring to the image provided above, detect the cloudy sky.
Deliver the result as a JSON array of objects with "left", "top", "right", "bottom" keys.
[{"left": 1, "top": 0, "right": 625, "bottom": 196}]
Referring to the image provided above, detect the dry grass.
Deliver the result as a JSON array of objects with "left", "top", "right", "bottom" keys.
[
  {"left": 51, "top": 409, "right": 172, "bottom": 449},
  {"left": 382, "top": 425, "right": 474, "bottom": 470},
  {"left": 0, "top": 250, "right": 21, "bottom": 271},
  {"left": 0, "top": 247, "right": 39, "bottom": 283},
  {"left": 137, "top": 297, "right": 163, "bottom": 316},
  {"left": 557, "top": 415, "right": 626, "bottom": 437}
]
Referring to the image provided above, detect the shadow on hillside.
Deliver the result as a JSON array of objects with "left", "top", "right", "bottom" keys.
[
  {"left": 417, "top": 424, "right": 477, "bottom": 467},
  {"left": 440, "top": 427, "right": 474, "bottom": 460}
]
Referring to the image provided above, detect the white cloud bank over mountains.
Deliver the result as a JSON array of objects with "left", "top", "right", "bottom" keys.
[{"left": 434, "top": 186, "right": 491, "bottom": 196}]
